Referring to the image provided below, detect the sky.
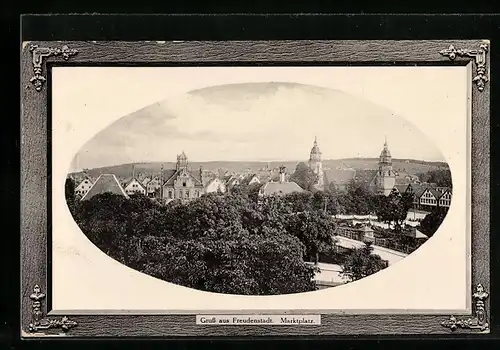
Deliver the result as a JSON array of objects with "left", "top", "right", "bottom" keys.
[{"left": 70, "top": 81, "right": 445, "bottom": 170}]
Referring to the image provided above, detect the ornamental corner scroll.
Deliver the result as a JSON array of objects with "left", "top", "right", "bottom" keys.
[
  {"left": 441, "top": 283, "right": 489, "bottom": 332},
  {"left": 29, "top": 44, "right": 78, "bottom": 91},
  {"left": 439, "top": 43, "right": 489, "bottom": 92},
  {"left": 27, "top": 285, "right": 77, "bottom": 334}
]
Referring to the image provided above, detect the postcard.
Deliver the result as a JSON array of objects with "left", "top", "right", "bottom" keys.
[{"left": 21, "top": 40, "right": 490, "bottom": 337}]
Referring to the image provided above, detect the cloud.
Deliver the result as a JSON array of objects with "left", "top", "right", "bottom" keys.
[{"left": 75, "top": 82, "right": 445, "bottom": 169}]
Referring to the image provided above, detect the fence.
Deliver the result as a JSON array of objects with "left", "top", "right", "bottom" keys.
[{"left": 335, "top": 228, "right": 417, "bottom": 255}]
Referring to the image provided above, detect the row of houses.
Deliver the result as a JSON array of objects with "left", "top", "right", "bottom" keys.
[
  {"left": 71, "top": 152, "right": 306, "bottom": 203},
  {"left": 73, "top": 165, "right": 452, "bottom": 212},
  {"left": 392, "top": 183, "right": 452, "bottom": 212}
]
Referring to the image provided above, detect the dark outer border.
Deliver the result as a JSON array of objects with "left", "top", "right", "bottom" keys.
[{"left": 20, "top": 40, "right": 490, "bottom": 337}]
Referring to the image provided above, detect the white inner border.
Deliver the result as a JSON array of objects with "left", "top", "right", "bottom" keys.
[{"left": 50, "top": 66, "right": 470, "bottom": 314}]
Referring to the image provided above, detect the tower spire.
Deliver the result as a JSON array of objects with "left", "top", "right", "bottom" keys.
[
  {"left": 384, "top": 135, "right": 388, "bottom": 147},
  {"left": 308, "top": 136, "right": 324, "bottom": 190}
]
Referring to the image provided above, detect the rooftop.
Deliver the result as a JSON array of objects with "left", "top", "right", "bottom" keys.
[
  {"left": 260, "top": 181, "right": 304, "bottom": 196},
  {"left": 81, "top": 174, "right": 129, "bottom": 201}
]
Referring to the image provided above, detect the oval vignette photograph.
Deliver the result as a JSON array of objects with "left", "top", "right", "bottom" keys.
[{"left": 64, "top": 80, "right": 453, "bottom": 296}]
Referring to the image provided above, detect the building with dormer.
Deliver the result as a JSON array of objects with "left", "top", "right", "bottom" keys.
[
  {"left": 162, "top": 151, "right": 205, "bottom": 204},
  {"left": 75, "top": 177, "right": 94, "bottom": 198},
  {"left": 124, "top": 178, "right": 146, "bottom": 195},
  {"left": 259, "top": 166, "right": 303, "bottom": 197}
]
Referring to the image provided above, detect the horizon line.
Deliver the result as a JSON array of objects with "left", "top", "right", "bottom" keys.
[{"left": 70, "top": 156, "right": 449, "bottom": 173}]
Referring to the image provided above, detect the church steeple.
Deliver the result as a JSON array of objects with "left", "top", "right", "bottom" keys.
[
  {"left": 376, "top": 136, "right": 396, "bottom": 196},
  {"left": 176, "top": 151, "right": 189, "bottom": 171},
  {"left": 308, "top": 136, "right": 324, "bottom": 190},
  {"left": 309, "top": 136, "right": 322, "bottom": 162},
  {"left": 379, "top": 137, "right": 392, "bottom": 166}
]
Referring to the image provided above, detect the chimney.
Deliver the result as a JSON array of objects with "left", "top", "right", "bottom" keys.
[{"left": 279, "top": 166, "right": 286, "bottom": 183}]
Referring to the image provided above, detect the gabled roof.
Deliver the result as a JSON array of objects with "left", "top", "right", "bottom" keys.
[
  {"left": 205, "top": 177, "right": 225, "bottom": 188},
  {"left": 120, "top": 177, "right": 133, "bottom": 187},
  {"left": 125, "top": 178, "right": 146, "bottom": 191},
  {"left": 324, "top": 169, "right": 356, "bottom": 186},
  {"left": 147, "top": 177, "right": 161, "bottom": 185},
  {"left": 445, "top": 188, "right": 453, "bottom": 194},
  {"left": 240, "top": 173, "right": 259, "bottom": 185},
  {"left": 75, "top": 177, "right": 93, "bottom": 187},
  {"left": 225, "top": 175, "right": 241, "bottom": 187},
  {"left": 81, "top": 174, "right": 129, "bottom": 201},
  {"left": 161, "top": 169, "right": 177, "bottom": 185},
  {"left": 406, "top": 227, "right": 429, "bottom": 239},
  {"left": 411, "top": 185, "right": 443, "bottom": 199},
  {"left": 428, "top": 188, "right": 443, "bottom": 199},
  {"left": 260, "top": 181, "right": 304, "bottom": 196},
  {"left": 394, "top": 184, "right": 410, "bottom": 194},
  {"left": 413, "top": 187, "right": 427, "bottom": 198},
  {"left": 163, "top": 169, "right": 204, "bottom": 187}
]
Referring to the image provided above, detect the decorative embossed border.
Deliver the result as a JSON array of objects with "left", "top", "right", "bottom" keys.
[{"left": 20, "top": 40, "right": 490, "bottom": 337}]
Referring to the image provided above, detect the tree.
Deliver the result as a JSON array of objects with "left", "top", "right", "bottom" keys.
[
  {"left": 282, "top": 191, "right": 313, "bottom": 213},
  {"left": 65, "top": 177, "right": 75, "bottom": 204},
  {"left": 335, "top": 180, "right": 379, "bottom": 215},
  {"left": 73, "top": 191, "right": 319, "bottom": 295},
  {"left": 289, "top": 162, "right": 319, "bottom": 191},
  {"left": 376, "top": 189, "right": 413, "bottom": 231},
  {"left": 340, "top": 242, "right": 387, "bottom": 282},
  {"left": 417, "top": 169, "right": 452, "bottom": 187},
  {"left": 418, "top": 208, "right": 447, "bottom": 238},
  {"left": 286, "top": 210, "right": 336, "bottom": 264},
  {"left": 327, "top": 181, "right": 338, "bottom": 194},
  {"left": 137, "top": 229, "right": 317, "bottom": 295}
]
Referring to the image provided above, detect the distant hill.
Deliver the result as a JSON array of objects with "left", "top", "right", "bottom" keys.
[
  {"left": 70, "top": 158, "right": 449, "bottom": 180},
  {"left": 326, "top": 158, "right": 449, "bottom": 173}
]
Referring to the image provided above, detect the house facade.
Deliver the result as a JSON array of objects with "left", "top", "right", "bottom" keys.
[
  {"left": 146, "top": 176, "right": 162, "bottom": 197},
  {"left": 75, "top": 178, "right": 94, "bottom": 197},
  {"left": 141, "top": 177, "right": 152, "bottom": 187},
  {"left": 224, "top": 174, "right": 243, "bottom": 190},
  {"left": 258, "top": 166, "right": 303, "bottom": 197},
  {"left": 403, "top": 183, "right": 452, "bottom": 212},
  {"left": 162, "top": 151, "right": 205, "bottom": 204},
  {"left": 241, "top": 173, "right": 261, "bottom": 186},
  {"left": 205, "top": 178, "right": 226, "bottom": 193},
  {"left": 124, "top": 178, "right": 147, "bottom": 196},
  {"left": 438, "top": 189, "right": 452, "bottom": 209}
]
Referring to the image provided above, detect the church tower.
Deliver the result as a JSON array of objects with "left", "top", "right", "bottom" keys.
[
  {"left": 308, "top": 136, "right": 324, "bottom": 190},
  {"left": 176, "top": 151, "right": 189, "bottom": 172},
  {"left": 376, "top": 137, "right": 396, "bottom": 195}
]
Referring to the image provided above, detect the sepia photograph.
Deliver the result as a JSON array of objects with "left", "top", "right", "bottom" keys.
[
  {"left": 21, "top": 39, "right": 490, "bottom": 337},
  {"left": 65, "top": 79, "right": 453, "bottom": 296}
]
